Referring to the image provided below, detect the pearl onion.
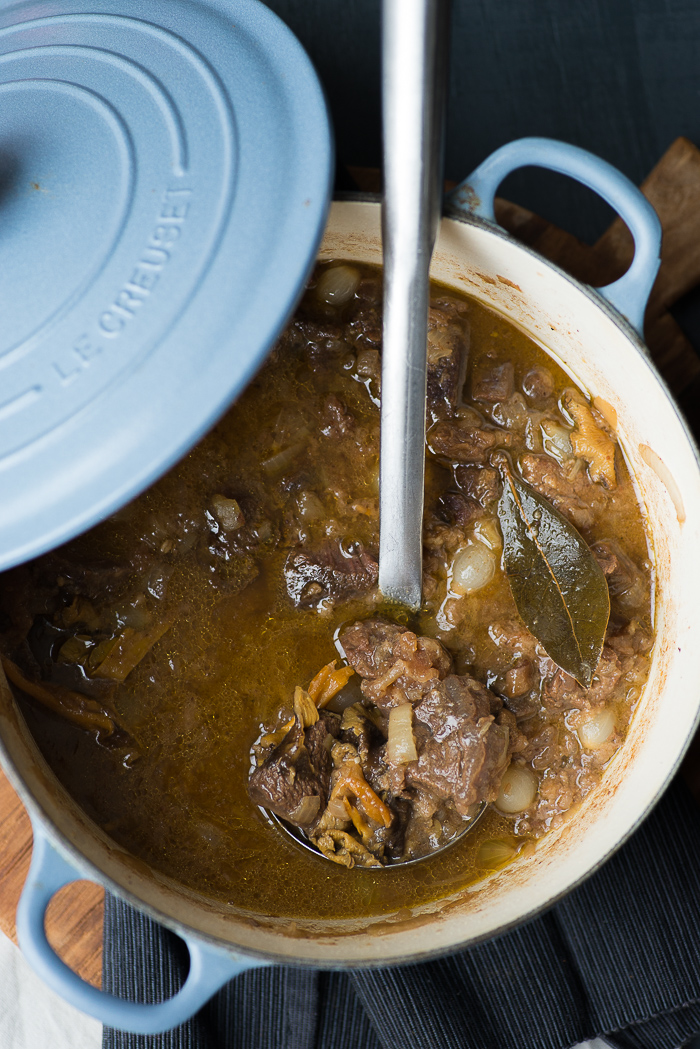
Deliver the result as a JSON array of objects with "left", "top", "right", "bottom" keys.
[
  {"left": 451, "top": 544, "right": 496, "bottom": 595},
  {"left": 315, "top": 264, "right": 361, "bottom": 306},
  {"left": 578, "top": 707, "right": 616, "bottom": 749},
  {"left": 496, "top": 765, "right": 538, "bottom": 814}
]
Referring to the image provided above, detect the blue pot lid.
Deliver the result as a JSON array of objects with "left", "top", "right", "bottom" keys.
[{"left": 0, "top": 0, "right": 333, "bottom": 570}]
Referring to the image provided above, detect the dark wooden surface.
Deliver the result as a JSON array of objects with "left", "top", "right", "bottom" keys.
[
  {"left": 266, "top": 0, "right": 700, "bottom": 248},
  {"left": 351, "top": 135, "right": 700, "bottom": 418},
  {"left": 2, "top": 135, "right": 700, "bottom": 996}
]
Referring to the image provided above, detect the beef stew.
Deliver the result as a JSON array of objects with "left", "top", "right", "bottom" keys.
[{"left": 0, "top": 262, "right": 653, "bottom": 916}]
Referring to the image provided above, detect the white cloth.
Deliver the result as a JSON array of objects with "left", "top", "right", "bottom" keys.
[{"left": 0, "top": 930, "right": 101, "bottom": 1049}]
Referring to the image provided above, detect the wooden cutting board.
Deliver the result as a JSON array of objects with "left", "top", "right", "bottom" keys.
[
  {"left": 2, "top": 136, "right": 700, "bottom": 994},
  {"left": 0, "top": 772, "right": 104, "bottom": 987}
]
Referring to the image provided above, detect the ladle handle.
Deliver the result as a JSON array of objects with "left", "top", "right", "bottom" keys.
[
  {"left": 379, "top": 0, "right": 450, "bottom": 609},
  {"left": 446, "top": 137, "right": 662, "bottom": 335},
  {"left": 16, "top": 824, "right": 268, "bottom": 1035}
]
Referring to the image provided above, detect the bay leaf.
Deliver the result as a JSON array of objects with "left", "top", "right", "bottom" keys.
[{"left": 494, "top": 453, "right": 610, "bottom": 687}]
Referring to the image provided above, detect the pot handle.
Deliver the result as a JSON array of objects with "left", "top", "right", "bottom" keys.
[
  {"left": 445, "top": 136, "right": 661, "bottom": 335},
  {"left": 16, "top": 826, "right": 269, "bottom": 1035}
]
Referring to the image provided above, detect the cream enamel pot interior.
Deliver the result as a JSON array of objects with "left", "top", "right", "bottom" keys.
[{"left": 2, "top": 138, "right": 700, "bottom": 1035}]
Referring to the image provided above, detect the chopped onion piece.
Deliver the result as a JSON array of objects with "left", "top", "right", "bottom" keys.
[
  {"left": 451, "top": 544, "right": 496, "bottom": 595},
  {"left": 327, "top": 795, "right": 352, "bottom": 821},
  {"left": 496, "top": 765, "right": 538, "bottom": 813},
  {"left": 261, "top": 438, "right": 307, "bottom": 476},
  {"left": 315, "top": 264, "right": 361, "bottom": 306},
  {"left": 491, "top": 393, "right": 529, "bottom": 432},
  {"left": 293, "top": 686, "right": 319, "bottom": 728},
  {"left": 578, "top": 707, "right": 616, "bottom": 749},
  {"left": 210, "top": 494, "right": 245, "bottom": 531},
  {"left": 386, "top": 703, "right": 418, "bottom": 764},
  {"left": 355, "top": 348, "right": 380, "bottom": 378},
  {"left": 476, "top": 839, "right": 517, "bottom": 869},
  {"left": 473, "top": 517, "right": 502, "bottom": 551},
  {"left": 427, "top": 327, "right": 455, "bottom": 362},
  {"left": 288, "top": 795, "right": 321, "bottom": 827},
  {"left": 541, "top": 420, "right": 573, "bottom": 463},
  {"left": 297, "top": 491, "right": 324, "bottom": 520}
]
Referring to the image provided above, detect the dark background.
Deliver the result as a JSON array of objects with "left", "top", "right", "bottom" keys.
[
  {"left": 264, "top": 0, "right": 700, "bottom": 245},
  {"left": 263, "top": 0, "right": 700, "bottom": 370}
]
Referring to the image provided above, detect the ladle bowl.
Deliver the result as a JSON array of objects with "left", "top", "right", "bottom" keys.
[{"left": 263, "top": 802, "right": 488, "bottom": 868}]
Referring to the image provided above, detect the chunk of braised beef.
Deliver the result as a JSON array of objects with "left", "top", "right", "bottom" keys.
[
  {"left": 454, "top": 464, "right": 500, "bottom": 506},
  {"left": 364, "top": 739, "right": 404, "bottom": 796},
  {"left": 422, "top": 518, "right": 467, "bottom": 566},
  {"left": 284, "top": 542, "right": 378, "bottom": 607},
  {"left": 437, "top": 490, "right": 484, "bottom": 527},
  {"left": 401, "top": 793, "right": 474, "bottom": 859},
  {"left": 592, "top": 540, "right": 647, "bottom": 610},
  {"left": 338, "top": 619, "right": 403, "bottom": 677},
  {"left": 339, "top": 618, "right": 452, "bottom": 710},
  {"left": 321, "top": 394, "right": 355, "bottom": 438},
  {"left": 38, "top": 556, "right": 141, "bottom": 606},
  {"left": 471, "top": 356, "right": 514, "bottom": 404},
  {"left": 405, "top": 676, "right": 512, "bottom": 816},
  {"left": 489, "top": 617, "right": 626, "bottom": 714},
  {"left": 344, "top": 277, "right": 383, "bottom": 344},
  {"left": 306, "top": 713, "right": 341, "bottom": 779},
  {"left": 413, "top": 674, "right": 501, "bottom": 731},
  {"left": 426, "top": 306, "right": 469, "bottom": 417},
  {"left": 248, "top": 712, "right": 340, "bottom": 828},
  {"left": 541, "top": 646, "right": 621, "bottom": 711},
  {"left": 428, "top": 420, "right": 501, "bottom": 464},
  {"left": 592, "top": 543, "right": 617, "bottom": 577},
  {"left": 490, "top": 617, "right": 538, "bottom": 655},
  {"left": 522, "top": 366, "right": 555, "bottom": 405},
  {"left": 606, "top": 619, "right": 653, "bottom": 659},
  {"left": 502, "top": 659, "right": 535, "bottom": 699},
  {"left": 497, "top": 707, "right": 528, "bottom": 754},
  {"left": 378, "top": 796, "right": 412, "bottom": 862},
  {"left": 428, "top": 356, "right": 464, "bottom": 419},
  {"left": 519, "top": 453, "right": 608, "bottom": 532},
  {"left": 292, "top": 318, "right": 345, "bottom": 352}
]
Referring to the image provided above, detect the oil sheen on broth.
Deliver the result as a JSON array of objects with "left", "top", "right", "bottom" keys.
[{"left": 1, "top": 263, "right": 653, "bottom": 919}]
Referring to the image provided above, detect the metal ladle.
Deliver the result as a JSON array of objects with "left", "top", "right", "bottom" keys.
[
  {"left": 378, "top": 0, "right": 450, "bottom": 610},
  {"left": 269, "top": 1, "right": 485, "bottom": 868},
  {"left": 265, "top": 802, "right": 485, "bottom": 869}
]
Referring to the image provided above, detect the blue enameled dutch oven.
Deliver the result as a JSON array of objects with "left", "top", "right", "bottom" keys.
[{"left": 2, "top": 1, "right": 700, "bottom": 1038}]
